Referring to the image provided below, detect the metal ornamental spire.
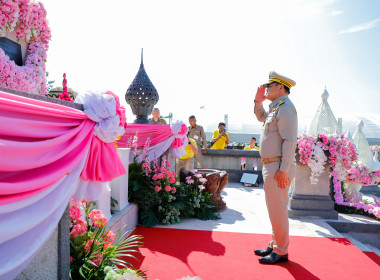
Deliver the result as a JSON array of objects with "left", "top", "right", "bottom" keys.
[{"left": 125, "top": 49, "right": 159, "bottom": 124}]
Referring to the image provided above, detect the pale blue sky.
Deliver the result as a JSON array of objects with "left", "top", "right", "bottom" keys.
[{"left": 41, "top": 0, "right": 380, "bottom": 135}]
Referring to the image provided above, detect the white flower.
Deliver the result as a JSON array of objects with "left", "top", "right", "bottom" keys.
[
  {"left": 198, "top": 185, "right": 206, "bottom": 191},
  {"left": 307, "top": 143, "right": 327, "bottom": 184}
]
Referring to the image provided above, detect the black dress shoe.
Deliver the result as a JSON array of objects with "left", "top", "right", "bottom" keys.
[
  {"left": 254, "top": 247, "right": 273, "bottom": 256},
  {"left": 258, "top": 252, "right": 288, "bottom": 264}
]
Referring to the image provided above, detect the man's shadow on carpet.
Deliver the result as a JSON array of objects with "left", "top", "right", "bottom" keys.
[{"left": 130, "top": 226, "right": 225, "bottom": 274}]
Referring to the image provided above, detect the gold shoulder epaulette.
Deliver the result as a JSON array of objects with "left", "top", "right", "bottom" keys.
[{"left": 278, "top": 99, "right": 285, "bottom": 106}]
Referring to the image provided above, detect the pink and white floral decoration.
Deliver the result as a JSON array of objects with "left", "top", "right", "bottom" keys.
[
  {"left": 297, "top": 133, "right": 380, "bottom": 219},
  {"left": 0, "top": 0, "right": 51, "bottom": 95}
]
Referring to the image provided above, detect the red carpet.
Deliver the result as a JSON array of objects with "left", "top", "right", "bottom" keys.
[{"left": 129, "top": 226, "right": 380, "bottom": 280}]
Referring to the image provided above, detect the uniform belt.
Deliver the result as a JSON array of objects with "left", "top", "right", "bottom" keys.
[{"left": 261, "top": 156, "right": 282, "bottom": 164}]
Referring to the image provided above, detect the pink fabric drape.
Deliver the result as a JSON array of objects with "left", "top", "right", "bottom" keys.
[
  {"left": 80, "top": 135, "right": 126, "bottom": 182},
  {"left": 0, "top": 90, "right": 125, "bottom": 205},
  {"left": 117, "top": 124, "right": 172, "bottom": 148}
]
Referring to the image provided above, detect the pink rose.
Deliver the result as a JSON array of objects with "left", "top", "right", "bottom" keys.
[
  {"left": 70, "top": 206, "right": 81, "bottom": 221},
  {"left": 154, "top": 186, "right": 161, "bottom": 192},
  {"left": 70, "top": 223, "right": 87, "bottom": 237},
  {"left": 84, "top": 239, "right": 100, "bottom": 254},
  {"left": 90, "top": 254, "right": 103, "bottom": 267},
  {"left": 89, "top": 209, "right": 102, "bottom": 220},
  {"left": 165, "top": 185, "right": 172, "bottom": 192},
  {"left": 92, "top": 213, "right": 108, "bottom": 227},
  {"left": 171, "top": 187, "right": 176, "bottom": 194},
  {"left": 103, "top": 231, "right": 117, "bottom": 248}
]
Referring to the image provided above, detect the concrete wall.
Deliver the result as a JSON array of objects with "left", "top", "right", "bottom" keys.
[
  {"left": 15, "top": 228, "right": 59, "bottom": 280},
  {"left": 201, "top": 149, "right": 263, "bottom": 183}
]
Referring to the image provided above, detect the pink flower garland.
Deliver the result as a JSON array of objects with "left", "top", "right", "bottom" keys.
[
  {"left": 0, "top": 0, "right": 51, "bottom": 95},
  {"left": 297, "top": 133, "right": 380, "bottom": 219}
]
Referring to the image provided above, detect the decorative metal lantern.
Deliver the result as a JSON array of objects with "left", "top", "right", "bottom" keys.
[{"left": 125, "top": 49, "right": 159, "bottom": 124}]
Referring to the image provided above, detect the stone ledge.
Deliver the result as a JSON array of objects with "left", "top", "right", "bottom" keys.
[
  {"left": 0, "top": 85, "right": 84, "bottom": 110},
  {"left": 289, "top": 194, "right": 335, "bottom": 210},
  {"left": 202, "top": 149, "right": 260, "bottom": 157},
  {"left": 107, "top": 203, "right": 139, "bottom": 236},
  {"left": 288, "top": 209, "right": 338, "bottom": 220},
  {"left": 326, "top": 221, "right": 380, "bottom": 233}
]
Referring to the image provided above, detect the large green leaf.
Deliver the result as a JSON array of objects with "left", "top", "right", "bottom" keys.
[{"left": 141, "top": 210, "right": 160, "bottom": 227}]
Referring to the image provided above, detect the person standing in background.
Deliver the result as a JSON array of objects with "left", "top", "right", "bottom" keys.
[
  {"left": 188, "top": 115, "right": 207, "bottom": 168},
  {"left": 149, "top": 108, "right": 167, "bottom": 124}
]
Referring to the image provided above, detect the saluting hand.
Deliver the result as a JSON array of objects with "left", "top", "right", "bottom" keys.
[
  {"left": 255, "top": 85, "right": 266, "bottom": 103},
  {"left": 274, "top": 170, "right": 291, "bottom": 189}
]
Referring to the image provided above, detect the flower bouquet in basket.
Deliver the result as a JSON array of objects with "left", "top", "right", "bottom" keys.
[
  {"left": 181, "top": 171, "right": 221, "bottom": 221},
  {"left": 69, "top": 199, "right": 144, "bottom": 280}
]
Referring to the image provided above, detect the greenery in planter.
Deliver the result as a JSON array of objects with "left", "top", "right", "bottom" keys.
[{"left": 128, "top": 156, "right": 220, "bottom": 227}]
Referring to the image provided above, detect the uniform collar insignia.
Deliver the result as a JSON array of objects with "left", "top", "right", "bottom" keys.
[{"left": 278, "top": 98, "right": 285, "bottom": 106}]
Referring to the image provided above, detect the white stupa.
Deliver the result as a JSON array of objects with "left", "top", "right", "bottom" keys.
[
  {"left": 345, "top": 129, "right": 354, "bottom": 143},
  {"left": 352, "top": 119, "right": 373, "bottom": 164},
  {"left": 309, "top": 88, "right": 339, "bottom": 136}
]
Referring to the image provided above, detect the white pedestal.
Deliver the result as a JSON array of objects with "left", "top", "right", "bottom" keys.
[
  {"left": 73, "top": 179, "right": 112, "bottom": 220},
  {"left": 110, "top": 148, "right": 130, "bottom": 212},
  {"left": 288, "top": 163, "right": 338, "bottom": 219}
]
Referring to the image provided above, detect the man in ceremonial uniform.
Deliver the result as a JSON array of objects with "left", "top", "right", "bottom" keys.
[
  {"left": 253, "top": 71, "right": 298, "bottom": 264},
  {"left": 149, "top": 108, "right": 167, "bottom": 124},
  {"left": 188, "top": 115, "right": 207, "bottom": 168}
]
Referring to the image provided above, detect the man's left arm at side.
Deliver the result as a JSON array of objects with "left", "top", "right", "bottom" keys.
[{"left": 277, "top": 104, "right": 298, "bottom": 173}]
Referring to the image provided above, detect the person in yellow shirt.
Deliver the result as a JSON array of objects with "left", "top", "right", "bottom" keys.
[
  {"left": 244, "top": 137, "right": 259, "bottom": 151},
  {"left": 211, "top": 122, "right": 230, "bottom": 149},
  {"left": 176, "top": 138, "right": 198, "bottom": 175},
  {"left": 241, "top": 137, "right": 260, "bottom": 187},
  {"left": 241, "top": 137, "right": 260, "bottom": 170}
]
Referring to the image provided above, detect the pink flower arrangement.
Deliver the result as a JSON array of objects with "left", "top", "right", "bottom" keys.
[
  {"left": 70, "top": 206, "right": 81, "bottom": 221},
  {"left": 297, "top": 133, "right": 380, "bottom": 220},
  {"left": 346, "top": 163, "right": 372, "bottom": 186},
  {"left": 0, "top": 0, "right": 51, "bottom": 95},
  {"left": 69, "top": 200, "right": 143, "bottom": 277},
  {"left": 70, "top": 222, "right": 87, "bottom": 237},
  {"left": 186, "top": 176, "right": 195, "bottom": 184},
  {"left": 84, "top": 239, "right": 99, "bottom": 254},
  {"left": 102, "top": 231, "right": 116, "bottom": 248},
  {"left": 89, "top": 209, "right": 108, "bottom": 227}
]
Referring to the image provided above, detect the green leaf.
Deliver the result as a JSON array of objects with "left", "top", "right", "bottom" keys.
[{"left": 141, "top": 210, "right": 160, "bottom": 227}]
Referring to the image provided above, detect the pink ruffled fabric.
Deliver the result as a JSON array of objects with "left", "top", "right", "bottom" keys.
[
  {"left": 171, "top": 138, "right": 185, "bottom": 148},
  {"left": 80, "top": 135, "right": 126, "bottom": 182},
  {"left": 117, "top": 124, "right": 172, "bottom": 148},
  {"left": 0, "top": 90, "right": 126, "bottom": 205}
]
